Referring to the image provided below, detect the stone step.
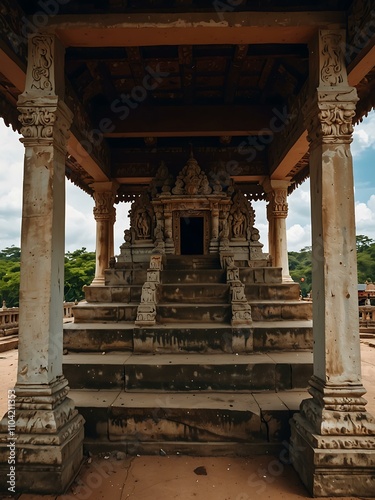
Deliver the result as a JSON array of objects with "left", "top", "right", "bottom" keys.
[
  {"left": 68, "top": 389, "right": 308, "bottom": 453},
  {"left": 240, "top": 267, "right": 282, "bottom": 284},
  {"left": 245, "top": 283, "right": 300, "bottom": 301},
  {"left": 249, "top": 301, "right": 312, "bottom": 321},
  {"left": 166, "top": 255, "right": 221, "bottom": 270},
  {"left": 72, "top": 302, "right": 138, "bottom": 323},
  {"left": 161, "top": 269, "right": 226, "bottom": 284},
  {"left": 0, "top": 334, "right": 18, "bottom": 353},
  {"left": 84, "top": 285, "right": 142, "bottom": 303},
  {"left": 138, "top": 320, "right": 313, "bottom": 353},
  {"left": 63, "top": 320, "right": 313, "bottom": 353},
  {"left": 105, "top": 268, "right": 147, "bottom": 286},
  {"left": 62, "top": 351, "right": 313, "bottom": 392},
  {"left": 156, "top": 303, "right": 232, "bottom": 323},
  {"left": 159, "top": 283, "right": 229, "bottom": 303},
  {"left": 64, "top": 323, "right": 134, "bottom": 352}
]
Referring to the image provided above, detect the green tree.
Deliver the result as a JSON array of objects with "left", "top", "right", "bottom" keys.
[
  {"left": 0, "top": 247, "right": 96, "bottom": 306},
  {"left": 356, "top": 235, "right": 375, "bottom": 253},
  {"left": 64, "top": 248, "right": 96, "bottom": 302}
]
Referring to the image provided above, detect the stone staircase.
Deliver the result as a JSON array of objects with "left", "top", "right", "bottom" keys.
[{"left": 63, "top": 255, "right": 313, "bottom": 456}]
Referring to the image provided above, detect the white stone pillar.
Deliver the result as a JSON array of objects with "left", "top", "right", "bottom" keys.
[
  {"left": 264, "top": 179, "right": 292, "bottom": 282},
  {"left": 0, "top": 34, "right": 84, "bottom": 493},
  {"left": 90, "top": 182, "right": 118, "bottom": 286},
  {"left": 290, "top": 30, "right": 375, "bottom": 497}
]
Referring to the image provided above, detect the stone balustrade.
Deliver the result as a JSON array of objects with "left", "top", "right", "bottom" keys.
[
  {"left": 0, "top": 307, "right": 19, "bottom": 336},
  {"left": 0, "top": 302, "right": 76, "bottom": 337}
]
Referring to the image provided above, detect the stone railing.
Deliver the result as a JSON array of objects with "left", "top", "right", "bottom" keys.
[
  {"left": 359, "top": 305, "right": 375, "bottom": 330},
  {"left": 0, "top": 302, "right": 76, "bottom": 337},
  {"left": 0, "top": 307, "right": 19, "bottom": 336}
]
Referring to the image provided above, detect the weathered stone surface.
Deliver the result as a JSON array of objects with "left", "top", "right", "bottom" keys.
[
  {"left": 160, "top": 283, "right": 229, "bottom": 303},
  {"left": 64, "top": 323, "right": 134, "bottom": 351},
  {"left": 245, "top": 283, "right": 300, "bottom": 300},
  {"left": 63, "top": 352, "right": 131, "bottom": 389},
  {"left": 240, "top": 267, "right": 282, "bottom": 284},
  {"left": 250, "top": 301, "right": 312, "bottom": 321},
  {"left": 156, "top": 303, "right": 232, "bottom": 323},
  {"left": 72, "top": 303, "right": 138, "bottom": 322},
  {"left": 253, "top": 321, "right": 313, "bottom": 351}
]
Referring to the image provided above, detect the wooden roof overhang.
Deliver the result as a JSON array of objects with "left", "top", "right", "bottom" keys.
[{"left": 0, "top": 0, "right": 374, "bottom": 201}]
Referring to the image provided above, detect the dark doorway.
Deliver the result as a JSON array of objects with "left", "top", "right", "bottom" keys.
[{"left": 180, "top": 217, "right": 204, "bottom": 255}]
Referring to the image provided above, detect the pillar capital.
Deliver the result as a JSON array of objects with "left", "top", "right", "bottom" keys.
[
  {"left": 303, "top": 29, "right": 358, "bottom": 148},
  {"left": 262, "top": 178, "right": 290, "bottom": 219},
  {"left": 90, "top": 181, "right": 119, "bottom": 221},
  {"left": 17, "top": 32, "right": 73, "bottom": 155}
]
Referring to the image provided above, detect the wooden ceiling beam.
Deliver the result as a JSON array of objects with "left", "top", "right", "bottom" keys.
[
  {"left": 178, "top": 45, "right": 194, "bottom": 103},
  {"left": 98, "top": 104, "right": 274, "bottom": 137},
  {"left": 126, "top": 47, "right": 147, "bottom": 87},
  {"left": 87, "top": 61, "right": 119, "bottom": 102},
  {"left": 225, "top": 44, "right": 248, "bottom": 104},
  {"left": 46, "top": 12, "right": 345, "bottom": 47}
]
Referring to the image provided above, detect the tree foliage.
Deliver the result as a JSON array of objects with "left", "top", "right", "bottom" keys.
[
  {"left": 0, "top": 247, "right": 95, "bottom": 307},
  {"left": 288, "top": 235, "right": 375, "bottom": 296}
]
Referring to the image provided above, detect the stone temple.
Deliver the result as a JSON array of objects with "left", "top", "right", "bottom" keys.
[{"left": 0, "top": 0, "right": 374, "bottom": 496}]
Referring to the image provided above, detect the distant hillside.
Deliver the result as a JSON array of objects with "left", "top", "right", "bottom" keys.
[{"left": 288, "top": 235, "right": 375, "bottom": 297}]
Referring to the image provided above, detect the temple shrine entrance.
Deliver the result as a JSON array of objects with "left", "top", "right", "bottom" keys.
[{"left": 180, "top": 216, "right": 204, "bottom": 255}]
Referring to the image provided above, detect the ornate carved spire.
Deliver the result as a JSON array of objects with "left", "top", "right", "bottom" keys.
[{"left": 172, "top": 155, "right": 212, "bottom": 195}]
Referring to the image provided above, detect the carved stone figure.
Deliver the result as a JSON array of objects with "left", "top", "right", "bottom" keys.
[
  {"left": 232, "top": 208, "right": 245, "bottom": 238},
  {"left": 136, "top": 209, "right": 151, "bottom": 238}
]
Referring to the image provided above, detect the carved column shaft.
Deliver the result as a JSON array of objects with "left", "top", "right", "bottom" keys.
[
  {"left": 90, "top": 182, "right": 118, "bottom": 286},
  {"left": 0, "top": 33, "right": 84, "bottom": 494},
  {"left": 290, "top": 29, "right": 375, "bottom": 498},
  {"left": 264, "top": 179, "right": 292, "bottom": 282}
]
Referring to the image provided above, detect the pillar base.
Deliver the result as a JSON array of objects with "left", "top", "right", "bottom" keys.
[
  {"left": 0, "top": 377, "right": 85, "bottom": 495},
  {"left": 90, "top": 276, "right": 106, "bottom": 286},
  {"left": 290, "top": 415, "right": 375, "bottom": 497}
]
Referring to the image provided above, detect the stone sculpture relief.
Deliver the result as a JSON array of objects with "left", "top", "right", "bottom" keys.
[
  {"left": 129, "top": 192, "right": 154, "bottom": 240},
  {"left": 172, "top": 154, "right": 213, "bottom": 195}
]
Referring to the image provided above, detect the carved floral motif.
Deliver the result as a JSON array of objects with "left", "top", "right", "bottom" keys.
[
  {"left": 304, "top": 98, "right": 358, "bottom": 145},
  {"left": 270, "top": 187, "right": 288, "bottom": 218},
  {"left": 31, "top": 35, "right": 53, "bottom": 92},
  {"left": 93, "top": 191, "right": 116, "bottom": 220},
  {"left": 320, "top": 33, "right": 345, "bottom": 86}
]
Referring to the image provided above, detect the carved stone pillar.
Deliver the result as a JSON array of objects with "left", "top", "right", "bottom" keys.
[
  {"left": 290, "top": 30, "right": 375, "bottom": 497},
  {"left": 0, "top": 34, "right": 84, "bottom": 494},
  {"left": 264, "top": 179, "right": 292, "bottom": 282},
  {"left": 90, "top": 182, "right": 118, "bottom": 286},
  {"left": 108, "top": 204, "right": 116, "bottom": 260}
]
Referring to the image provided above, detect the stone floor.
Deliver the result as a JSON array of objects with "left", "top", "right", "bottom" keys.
[{"left": 0, "top": 342, "right": 374, "bottom": 500}]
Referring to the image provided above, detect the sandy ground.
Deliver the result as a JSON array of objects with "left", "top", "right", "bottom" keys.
[{"left": 0, "top": 342, "right": 374, "bottom": 500}]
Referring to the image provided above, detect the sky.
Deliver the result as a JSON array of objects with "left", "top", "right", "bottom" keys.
[{"left": 0, "top": 111, "right": 374, "bottom": 254}]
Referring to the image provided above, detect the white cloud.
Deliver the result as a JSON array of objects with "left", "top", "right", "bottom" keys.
[
  {"left": 352, "top": 111, "right": 375, "bottom": 157},
  {"left": 287, "top": 224, "right": 311, "bottom": 252},
  {"left": 355, "top": 195, "right": 375, "bottom": 240}
]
